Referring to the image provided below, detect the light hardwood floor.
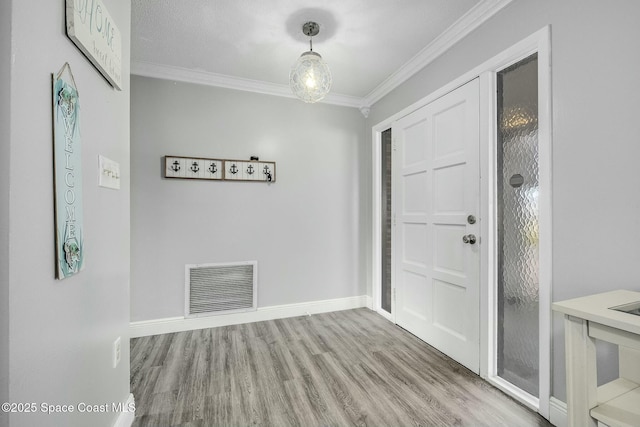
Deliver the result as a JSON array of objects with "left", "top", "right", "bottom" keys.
[{"left": 130, "top": 308, "right": 552, "bottom": 426}]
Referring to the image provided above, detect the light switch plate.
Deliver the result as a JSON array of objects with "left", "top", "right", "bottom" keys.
[{"left": 99, "top": 155, "right": 120, "bottom": 190}]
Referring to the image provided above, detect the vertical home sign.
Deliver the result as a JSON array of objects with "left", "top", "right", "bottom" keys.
[
  {"left": 53, "top": 64, "right": 85, "bottom": 279},
  {"left": 65, "top": 0, "right": 122, "bottom": 90}
]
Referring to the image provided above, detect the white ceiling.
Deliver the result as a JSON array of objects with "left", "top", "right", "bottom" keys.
[{"left": 131, "top": 0, "right": 510, "bottom": 107}]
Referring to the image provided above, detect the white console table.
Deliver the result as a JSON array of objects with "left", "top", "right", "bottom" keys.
[{"left": 553, "top": 290, "right": 640, "bottom": 427}]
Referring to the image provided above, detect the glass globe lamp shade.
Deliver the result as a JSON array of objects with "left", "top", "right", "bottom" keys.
[{"left": 289, "top": 51, "right": 332, "bottom": 103}]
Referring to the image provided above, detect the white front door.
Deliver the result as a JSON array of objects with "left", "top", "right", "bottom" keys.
[{"left": 393, "top": 79, "right": 480, "bottom": 373}]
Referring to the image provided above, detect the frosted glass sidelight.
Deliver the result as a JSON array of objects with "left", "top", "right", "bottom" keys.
[
  {"left": 496, "top": 54, "right": 539, "bottom": 397},
  {"left": 381, "top": 129, "right": 393, "bottom": 313}
]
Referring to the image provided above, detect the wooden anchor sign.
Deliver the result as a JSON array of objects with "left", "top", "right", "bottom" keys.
[{"left": 164, "top": 156, "right": 276, "bottom": 182}]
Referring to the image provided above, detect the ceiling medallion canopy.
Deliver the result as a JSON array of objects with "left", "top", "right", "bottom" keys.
[{"left": 289, "top": 21, "right": 332, "bottom": 104}]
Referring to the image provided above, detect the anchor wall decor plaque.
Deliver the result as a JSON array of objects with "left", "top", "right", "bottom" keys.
[
  {"left": 164, "top": 156, "right": 276, "bottom": 183},
  {"left": 53, "top": 63, "right": 85, "bottom": 279}
]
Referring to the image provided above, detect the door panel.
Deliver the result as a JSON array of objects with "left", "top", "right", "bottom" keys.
[
  {"left": 393, "top": 79, "right": 480, "bottom": 373},
  {"left": 402, "top": 270, "right": 429, "bottom": 320},
  {"left": 403, "top": 172, "right": 428, "bottom": 213},
  {"left": 434, "top": 225, "right": 465, "bottom": 275},
  {"left": 433, "top": 163, "right": 466, "bottom": 212},
  {"left": 433, "top": 280, "right": 466, "bottom": 337},
  {"left": 403, "top": 223, "right": 428, "bottom": 264},
  {"left": 402, "top": 119, "right": 429, "bottom": 166}
]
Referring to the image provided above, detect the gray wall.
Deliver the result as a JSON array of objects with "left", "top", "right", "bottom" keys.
[
  {"left": 0, "top": 0, "right": 11, "bottom": 426},
  {"left": 6, "top": 1, "right": 132, "bottom": 426},
  {"left": 367, "top": 0, "right": 640, "bottom": 402},
  {"left": 130, "top": 76, "right": 367, "bottom": 321}
]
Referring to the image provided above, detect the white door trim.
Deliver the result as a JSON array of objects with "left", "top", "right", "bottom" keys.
[
  {"left": 481, "top": 27, "right": 553, "bottom": 418},
  {"left": 371, "top": 26, "right": 552, "bottom": 419}
]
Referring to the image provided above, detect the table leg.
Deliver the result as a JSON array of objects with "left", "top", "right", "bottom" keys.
[{"left": 564, "top": 315, "right": 598, "bottom": 427}]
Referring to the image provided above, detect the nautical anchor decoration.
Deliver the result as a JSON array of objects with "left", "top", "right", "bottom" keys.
[
  {"left": 164, "top": 156, "right": 274, "bottom": 182},
  {"left": 263, "top": 164, "right": 273, "bottom": 182}
]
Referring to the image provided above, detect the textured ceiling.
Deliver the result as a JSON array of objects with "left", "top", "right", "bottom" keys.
[{"left": 131, "top": 0, "right": 482, "bottom": 99}]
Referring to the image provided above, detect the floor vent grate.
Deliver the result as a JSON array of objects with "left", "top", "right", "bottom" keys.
[{"left": 185, "top": 261, "right": 257, "bottom": 317}]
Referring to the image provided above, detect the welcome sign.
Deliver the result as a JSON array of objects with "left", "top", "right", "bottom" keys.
[
  {"left": 53, "top": 64, "right": 85, "bottom": 279},
  {"left": 66, "top": 0, "right": 122, "bottom": 90}
]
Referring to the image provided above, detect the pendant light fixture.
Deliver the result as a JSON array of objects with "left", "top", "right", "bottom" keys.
[{"left": 289, "top": 21, "right": 332, "bottom": 103}]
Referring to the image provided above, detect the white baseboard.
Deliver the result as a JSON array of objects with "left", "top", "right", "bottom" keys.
[
  {"left": 549, "top": 396, "right": 567, "bottom": 427},
  {"left": 365, "top": 295, "right": 373, "bottom": 309},
  {"left": 130, "top": 295, "right": 369, "bottom": 338},
  {"left": 112, "top": 393, "right": 135, "bottom": 427}
]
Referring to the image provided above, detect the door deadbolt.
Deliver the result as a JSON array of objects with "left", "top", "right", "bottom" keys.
[
  {"left": 467, "top": 215, "right": 476, "bottom": 224},
  {"left": 462, "top": 234, "right": 477, "bottom": 245}
]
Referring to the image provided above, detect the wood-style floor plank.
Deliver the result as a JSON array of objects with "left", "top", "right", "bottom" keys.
[{"left": 131, "top": 308, "right": 552, "bottom": 427}]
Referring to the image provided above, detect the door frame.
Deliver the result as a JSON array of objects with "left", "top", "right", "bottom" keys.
[{"left": 371, "top": 26, "right": 552, "bottom": 418}]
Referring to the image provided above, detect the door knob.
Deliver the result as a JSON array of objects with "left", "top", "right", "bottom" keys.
[{"left": 462, "top": 234, "right": 477, "bottom": 245}]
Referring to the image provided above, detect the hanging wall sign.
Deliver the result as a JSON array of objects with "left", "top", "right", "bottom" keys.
[
  {"left": 53, "top": 63, "right": 85, "bottom": 279},
  {"left": 164, "top": 156, "right": 276, "bottom": 182},
  {"left": 65, "top": 0, "right": 122, "bottom": 90}
]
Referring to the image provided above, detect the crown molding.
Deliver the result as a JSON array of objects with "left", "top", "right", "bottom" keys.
[
  {"left": 131, "top": 61, "right": 364, "bottom": 109},
  {"left": 361, "top": 0, "right": 514, "bottom": 107},
  {"left": 131, "top": 0, "right": 512, "bottom": 112}
]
